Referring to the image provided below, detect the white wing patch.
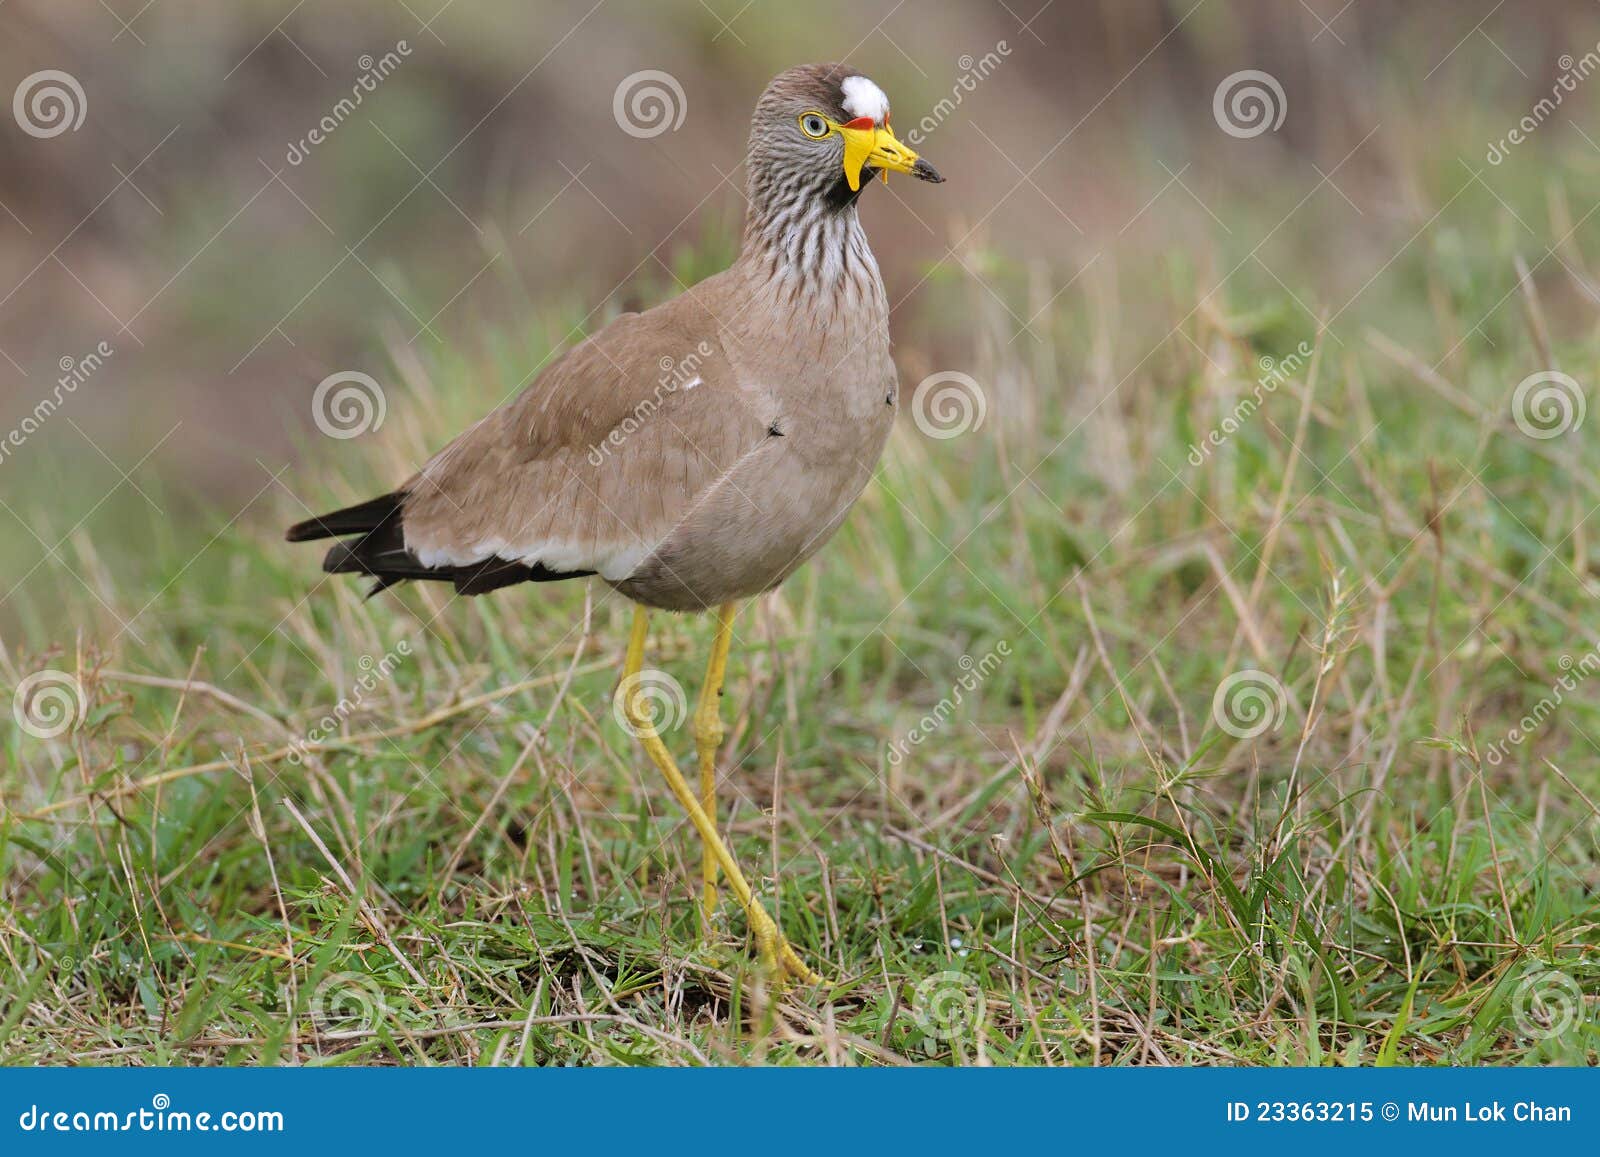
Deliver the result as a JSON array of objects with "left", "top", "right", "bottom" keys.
[
  {"left": 841, "top": 75, "right": 890, "bottom": 124},
  {"left": 411, "top": 534, "right": 651, "bottom": 581}
]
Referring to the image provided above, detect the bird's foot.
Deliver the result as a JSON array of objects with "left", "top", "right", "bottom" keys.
[{"left": 749, "top": 905, "right": 824, "bottom": 986}]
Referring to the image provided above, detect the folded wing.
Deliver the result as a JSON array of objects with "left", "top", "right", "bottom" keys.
[{"left": 287, "top": 288, "right": 772, "bottom": 597}]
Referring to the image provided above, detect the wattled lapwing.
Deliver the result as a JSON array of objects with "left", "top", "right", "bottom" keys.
[{"left": 288, "top": 64, "right": 943, "bottom": 982}]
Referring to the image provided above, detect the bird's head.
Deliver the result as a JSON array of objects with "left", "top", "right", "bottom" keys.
[{"left": 747, "top": 64, "right": 943, "bottom": 209}]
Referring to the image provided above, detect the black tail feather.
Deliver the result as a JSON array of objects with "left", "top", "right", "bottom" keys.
[
  {"left": 286, "top": 493, "right": 403, "bottom": 543},
  {"left": 287, "top": 490, "right": 591, "bottom": 597}
]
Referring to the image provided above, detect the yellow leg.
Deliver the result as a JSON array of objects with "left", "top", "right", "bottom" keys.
[
  {"left": 623, "top": 605, "right": 820, "bottom": 984},
  {"left": 692, "top": 602, "right": 737, "bottom": 930}
]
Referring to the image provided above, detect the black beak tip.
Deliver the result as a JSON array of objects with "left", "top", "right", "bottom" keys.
[{"left": 912, "top": 158, "right": 945, "bottom": 184}]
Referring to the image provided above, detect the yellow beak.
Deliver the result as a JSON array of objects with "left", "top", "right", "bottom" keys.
[{"left": 837, "top": 120, "right": 926, "bottom": 191}]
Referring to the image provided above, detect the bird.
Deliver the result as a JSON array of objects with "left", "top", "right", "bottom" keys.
[{"left": 286, "top": 63, "right": 943, "bottom": 983}]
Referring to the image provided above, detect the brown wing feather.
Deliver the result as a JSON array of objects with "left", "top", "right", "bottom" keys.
[{"left": 399, "top": 276, "right": 775, "bottom": 582}]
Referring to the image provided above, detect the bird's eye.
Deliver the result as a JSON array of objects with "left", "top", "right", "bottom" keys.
[{"left": 799, "top": 113, "right": 830, "bottom": 139}]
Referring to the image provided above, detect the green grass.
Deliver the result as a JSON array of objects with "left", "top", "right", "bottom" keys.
[{"left": 4, "top": 154, "right": 1600, "bottom": 1067}]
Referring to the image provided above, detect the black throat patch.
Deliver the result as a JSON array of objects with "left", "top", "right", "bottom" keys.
[{"left": 823, "top": 168, "right": 874, "bottom": 212}]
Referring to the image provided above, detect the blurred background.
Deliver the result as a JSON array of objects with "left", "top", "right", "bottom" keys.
[{"left": 1, "top": 0, "right": 1598, "bottom": 629}]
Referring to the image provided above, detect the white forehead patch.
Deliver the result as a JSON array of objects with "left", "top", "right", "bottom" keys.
[{"left": 841, "top": 75, "right": 890, "bottom": 124}]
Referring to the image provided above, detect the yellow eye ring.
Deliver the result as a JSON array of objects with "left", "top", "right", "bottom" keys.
[{"left": 798, "top": 112, "right": 831, "bottom": 139}]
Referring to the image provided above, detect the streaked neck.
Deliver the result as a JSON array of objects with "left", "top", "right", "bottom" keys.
[{"left": 739, "top": 180, "right": 882, "bottom": 304}]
